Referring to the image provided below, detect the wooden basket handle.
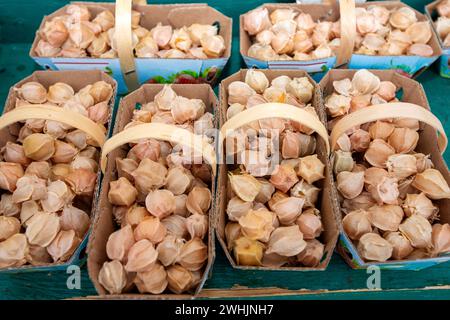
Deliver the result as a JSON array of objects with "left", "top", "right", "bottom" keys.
[
  {"left": 100, "top": 123, "right": 217, "bottom": 175},
  {"left": 336, "top": 0, "right": 356, "bottom": 67},
  {"left": 219, "top": 103, "right": 330, "bottom": 155},
  {"left": 132, "top": 0, "right": 147, "bottom": 4},
  {"left": 115, "top": 0, "right": 141, "bottom": 92},
  {"left": 0, "top": 104, "right": 106, "bottom": 147},
  {"left": 330, "top": 102, "right": 448, "bottom": 154}
]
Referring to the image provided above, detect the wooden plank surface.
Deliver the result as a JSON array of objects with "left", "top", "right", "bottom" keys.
[{"left": 0, "top": 0, "right": 450, "bottom": 300}]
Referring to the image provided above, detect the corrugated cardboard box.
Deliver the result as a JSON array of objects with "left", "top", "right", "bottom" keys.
[
  {"left": 0, "top": 70, "right": 117, "bottom": 273},
  {"left": 87, "top": 84, "right": 218, "bottom": 298},
  {"left": 425, "top": 0, "right": 450, "bottom": 78},
  {"left": 348, "top": 1, "right": 442, "bottom": 78},
  {"left": 215, "top": 69, "right": 340, "bottom": 271},
  {"left": 30, "top": 2, "right": 232, "bottom": 94},
  {"left": 320, "top": 69, "right": 450, "bottom": 270},
  {"left": 240, "top": 3, "right": 343, "bottom": 81}
]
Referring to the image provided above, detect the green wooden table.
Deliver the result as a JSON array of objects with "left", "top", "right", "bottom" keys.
[{"left": 1, "top": 0, "right": 450, "bottom": 300}]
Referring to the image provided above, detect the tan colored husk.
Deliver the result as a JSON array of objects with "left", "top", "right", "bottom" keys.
[
  {"left": 30, "top": 3, "right": 232, "bottom": 61},
  {"left": 240, "top": 3, "right": 343, "bottom": 63},
  {"left": 320, "top": 69, "right": 450, "bottom": 268},
  {"left": 88, "top": 84, "right": 217, "bottom": 298},
  {"left": 216, "top": 69, "right": 339, "bottom": 271}
]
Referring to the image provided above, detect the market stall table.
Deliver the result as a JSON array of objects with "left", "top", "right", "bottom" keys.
[{"left": 0, "top": 0, "right": 449, "bottom": 299}]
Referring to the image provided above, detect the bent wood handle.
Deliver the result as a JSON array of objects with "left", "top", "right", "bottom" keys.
[
  {"left": 100, "top": 122, "right": 217, "bottom": 175},
  {"left": 116, "top": 0, "right": 140, "bottom": 92},
  {"left": 330, "top": 102, "right": 447, "bottom": 154},
  {"left": 336, "top": 0, "right": 356, "bottom": 67},
  {"left": 220, "top": 102, "right": 330, "bottom": 155},
  {"left": 0, "top": 104, "right": 106, "bottom": 147}
]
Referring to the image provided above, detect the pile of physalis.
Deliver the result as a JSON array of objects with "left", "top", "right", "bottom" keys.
[
  {"left": 223, "top": 70, "right": 327, "bottom": 268},
  {"left": 325, "top": 69, "right": 450, "bottom": 262},
  {"left": 98, "top": 85, "right": 214, "bottom": 294},
  {"left": 0, "top": 79, "right": 113, "bottom": 268}
]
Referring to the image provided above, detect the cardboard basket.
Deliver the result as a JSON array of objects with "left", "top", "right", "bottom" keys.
[
  {"left": 87, "top": 84, "right": 219, "bottom": 298},
  {"left": 319, "top": 69, "right": 450, "bottom": 270},
  {"left": 425, "top": 0, "right": 450, "bottom": 78},
  {"left": 348, "top": 1, "right": 442, "bottom": 78},
  {"left": 240, "top": 2, "right": 356, "bottom": 82},
  {"left": 30, "top": 1, "right": 232, "bottom": 94},
  {"left": 0, "top": 70, "right": 117, "bottom": 273},
  {"left": 215, "top": 69, "right": 340, "bottom": 271}
]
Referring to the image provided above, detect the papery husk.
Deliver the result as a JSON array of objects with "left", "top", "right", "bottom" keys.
[
  {"left": 12, "top": 174, "right": 47, "bottom": 204},
  {"left": 357, "top": 232, "right": 393, "bottom": 262},
  {"left": 186, "top": 186, "right": 211, "bottom": 215},
  {"left": 0, "top": 162, "right": 24, "bottom": 192},
  {"left": 46, "top": 229, "right": 81, "bottom": 262},
  {"left": 333, "top": 150, "right": 354, "bottom": 175},
  {"left": 269, "top": 164, "right": 299, "bottom": 193},
  {"left": 271, "top": 196, "right": 304, "bottom": 225},
  {"left": 23, "top": 133, "right": 55, "bottom": 161},
  {"left": 399, "top": 214, "right": 433, "bottom": 249},
  {"left": 123, "top": 205, "right": 150, "bottom": 228},
  {"left": 238, "top": 209, "right": 274, "bottom": 242},
  {"left": 337, "top": 171, "right": 365, "bottom": 199},
  {"left": 296, "top": 155, "right": 325, "bottom": 184},
  {"left": 402, "top": 193, "right": 438, "bottom": 220},
  {"left": 131, "top": 158, "right": 167, "bottom": 194},
  {"left": 134, "top": 216, "right": 167, "bottom": 245},
  {"left": 134, "top": 262, "right": 168, "bottom": 294},
  {"left": 162, "top": 215, "right": 187, "bottom": 239},
  {"left": 125, "top": 239, "right": 158, "bottom": 273},
  {"left": 388, "top": 127, "right": 419, "bottom": 154},
  {"left": 166, "top": 264, "right": 194, "bottom": 294},
  {"left": 65, "top": 168, "right": 97, "bottom": 196},
  {"left": 177, "top": 238, "right": 207, "bottom": 271},
  {"left": 225, "top": 222, "right": 242, "bottom": 251},
  {"left": 384, "top": 231, "right": 414, "bottom": 260},
  {"left": 0, "top": 194, "right": 20, "bottom": 217},
  {"left": 0, "top": 216, "right": 21, "bottom": 241},
  {"left": 229, "top": 172, "right": 261, "bottom": 202},
  {"left": 25, "top": 212, "right": 60, "bottom": 247},
  {"left": 386, "top": 154, "right": 417, "bottom": 179},
  {"left": 26, "top": 244, "right": 52, "bottom": 266},
  {"left": 98, "top": 260, "right": 127, "bottom": 294},
  {"left": 296, "top": 211, "right": 323, "bottom": 240},
  {"left": 297, "top": 239, "right": 324, "bottom": 267},
  {"left": 0, "top": 233, "right": 29, "bottom": 268},
  {"left": 364, "top": 139, "right": 395, "bottom": 168},
  {"left": 431, "top": 224, "right": 450, "bottom": 256},
  {"left": 368, "top": 204, "right": 404, "bottom": 232},
  {"left": 412, "top": 169, "right": 450, "bottom": 200},
  {"left": 266, "top": 225, "right": 306, "bottom": 257},
  {"left": 145, "top": 189, "right": 176, "bottom": 219},
  {"left": 106, "top": 225, "right": 135, "bottom": 262},
  {"left": 226, "top": 196, "right": 252, "bottom": 222},
  {"left": 350, "top": 129, "right": 371, "bottom": 152},
  {"left": 59, "top": 205, "right": 90, "bottom": 238},
  {"left": 342, "top": 209, "right": 372, "bottom": 240}
]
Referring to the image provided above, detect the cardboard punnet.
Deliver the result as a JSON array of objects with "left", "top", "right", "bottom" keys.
[
  {"left": 215, "top": 69, "right": 340, "bottom": 271},
  {"left": 319, "top": 69, "right": 450, "bottom": 271},
  {"left": 0, "top": 70, "right": 117, "bottom": 273},
  {"left": 240, "top": 3, "right": 344, "bottom": 81},
  {"left": 87, "top": 84, "right": 218, "bottom": 298},
  {"left": 30, "top": 2, "right": 232, "bottom": 94},
  {"left": 426, "top": 0, "right": 450, "bottom": 78},
  {"left": 348, "top": 1, "right": 442, "bottom": 78}
]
